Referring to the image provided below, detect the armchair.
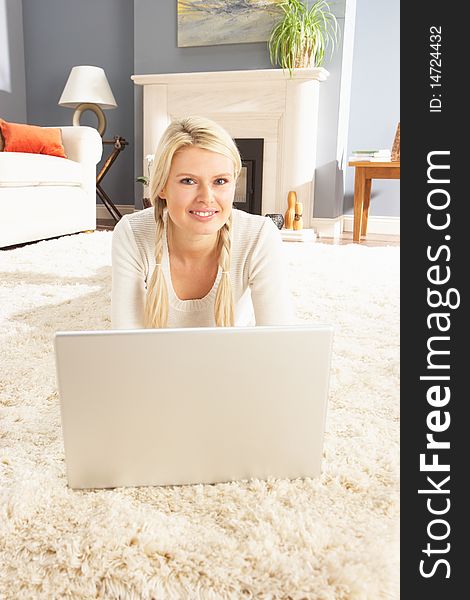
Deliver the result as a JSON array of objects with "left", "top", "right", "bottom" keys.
[{"left": 0, "top": 125, "right": 102, "bottom": 247}]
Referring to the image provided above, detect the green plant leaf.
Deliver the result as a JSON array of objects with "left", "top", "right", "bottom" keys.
[{"left": 268, "top": 0, "right": 339, "bottom": 76}]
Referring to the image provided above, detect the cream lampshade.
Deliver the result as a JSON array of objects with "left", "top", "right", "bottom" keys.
[{"left": 58, "top": 65, "right": 117, "bottom": 137}]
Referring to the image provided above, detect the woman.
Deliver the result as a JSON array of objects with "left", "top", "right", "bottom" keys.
[{"left": 112, "top": 116, "right": 294, "bottom": 329}]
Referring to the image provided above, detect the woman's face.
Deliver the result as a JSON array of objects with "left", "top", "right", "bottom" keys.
[{"left": 159, "top": 146, "right": 236, "bottom": 237}]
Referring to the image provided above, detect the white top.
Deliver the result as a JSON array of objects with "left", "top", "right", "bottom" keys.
[{"left": 111, "top": 208, "right": 295, "bottom": 329}]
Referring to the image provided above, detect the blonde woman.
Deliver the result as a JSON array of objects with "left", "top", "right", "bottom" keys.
[{"left": 111, "top": 116, "right": 294, "bottom": 329}]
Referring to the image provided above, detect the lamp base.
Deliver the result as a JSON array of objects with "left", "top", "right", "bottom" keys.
[{"left": 72, "top": 103, "right": 106, "bottom": 137}]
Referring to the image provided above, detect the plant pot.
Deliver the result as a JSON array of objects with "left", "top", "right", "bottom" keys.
[{"left": 295, "top": 46, "right": 315, "bottom": 68}]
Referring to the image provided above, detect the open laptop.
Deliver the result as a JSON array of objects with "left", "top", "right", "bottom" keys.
[{"left": 54, "top": 325, "right": 333, "bottom": 489}]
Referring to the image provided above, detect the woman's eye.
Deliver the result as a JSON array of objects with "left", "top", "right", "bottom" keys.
[
  {"left": 180, "top": 178, "right": 195, "bottom": 185},
  {"left": 214, "top": 178, "right": 229, "bottom": 185}
]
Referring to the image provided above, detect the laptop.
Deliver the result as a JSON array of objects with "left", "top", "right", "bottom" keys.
[{"left": 54, "top": 325, "right": 333, "bottom": 489}]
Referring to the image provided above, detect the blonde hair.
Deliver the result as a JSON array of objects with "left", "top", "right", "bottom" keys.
[{"left": 144, "top": 116, "right": 242, "bottom": 328}]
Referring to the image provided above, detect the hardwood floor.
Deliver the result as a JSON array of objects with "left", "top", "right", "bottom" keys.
[
  {"left": 96, "top": 218, "right": 117, "bottom": 231},
  {"left": 97, "top": 219, "right": 400, "bottom": 247},
  {"left": 318, "top": 232, "right": 400, "bottom": 247}
]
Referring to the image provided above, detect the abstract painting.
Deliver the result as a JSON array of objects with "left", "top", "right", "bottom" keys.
[{"left": 177, "top": 0, "right": 282, "bottom": 48}]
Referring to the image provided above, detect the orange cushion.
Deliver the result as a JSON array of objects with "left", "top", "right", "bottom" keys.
[{"left": 0, "top": 119, "right": 67, "bottom": 158}]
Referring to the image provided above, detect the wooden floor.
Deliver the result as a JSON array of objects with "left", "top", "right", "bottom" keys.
[
  {"left": 96, "top": 218, "right": 117, "bottom": 231},
  {"left": 319, "top": 232, "right": 400, "bottom": 247},
  {"left": 97, "top": 219, "right": 400, "bottom": 247}
]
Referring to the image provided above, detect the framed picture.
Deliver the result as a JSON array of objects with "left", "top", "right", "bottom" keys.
[{"left": 177, "top": 0, "right": 282, "bottom": 48}]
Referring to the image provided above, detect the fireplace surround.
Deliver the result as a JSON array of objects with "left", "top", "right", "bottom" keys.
[{"left": 132, "top": 68, "right": 329, "bottom": 226}]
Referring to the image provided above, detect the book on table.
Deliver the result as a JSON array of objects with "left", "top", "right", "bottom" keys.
[
  {"left": 352, "top": 149, "right": 391, "bottom": 156},
  {"left": 349, "top": 156, "right": 392, "bottom": 162},
  {"left": 349, "top": 148, "right": 392, "bottom": 162}
]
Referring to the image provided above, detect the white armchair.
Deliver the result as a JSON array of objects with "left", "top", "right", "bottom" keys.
[{"left": 0, "top": 126, "right": 102, "bottom": 248}]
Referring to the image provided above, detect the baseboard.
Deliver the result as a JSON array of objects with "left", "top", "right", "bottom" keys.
[
  {"left": 312, "top": 215, "right": 400, "bottom": 237},
  {"left": 281, "top": 228, "right": 316, "bottom": 242},
  {"left": 96, "top": 204, "right": 135, "bottom": 219},
  {"left": 342, "top": 215, "right": 400, "bottom": 236}
]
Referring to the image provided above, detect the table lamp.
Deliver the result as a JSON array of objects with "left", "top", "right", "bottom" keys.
[{"left": 58, "top": 65, "right": 117, "bottom": 137}]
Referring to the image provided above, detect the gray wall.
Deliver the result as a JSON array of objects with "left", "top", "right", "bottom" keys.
[
  {"left": 344, "top": 0, "right": 400, "bottom": 217},
  {"left": 0, "top": 0, "right": 27, "bottom": 122},
  {"left": 21, "top": 0, "right": 134, "bottom": 209}
]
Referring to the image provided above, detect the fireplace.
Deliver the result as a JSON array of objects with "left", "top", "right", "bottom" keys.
[
  {"left": 132, "top": 68, "right": 328, "bottom": 226},
  {"left": 233, "top": 138, "right": 263, "bottom": 215}
]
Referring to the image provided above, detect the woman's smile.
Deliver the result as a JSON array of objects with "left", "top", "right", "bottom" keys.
[{"left": 188, "top": 209, "right": 219, "bottom": 221}]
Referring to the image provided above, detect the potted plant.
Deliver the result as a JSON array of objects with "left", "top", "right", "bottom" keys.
[{"left": 268, "top": 0, "right": 338, "bottom": 75}]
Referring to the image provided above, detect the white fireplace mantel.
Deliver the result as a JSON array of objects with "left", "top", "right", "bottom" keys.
[{"left": 132, "top": 68, "right": 329, "bottom": 224}]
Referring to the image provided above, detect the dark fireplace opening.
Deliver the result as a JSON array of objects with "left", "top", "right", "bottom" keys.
[{"left": 233, "top": 139, "right": 264, "bottom": 215}]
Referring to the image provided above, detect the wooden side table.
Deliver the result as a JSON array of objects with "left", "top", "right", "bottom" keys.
[{"left": 348, "top": 161, "right": 400, "bottom": 242}]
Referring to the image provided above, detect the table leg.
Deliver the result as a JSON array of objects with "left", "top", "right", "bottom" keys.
[
  {"left": 96, "top": 184, "right": 123, "bottom": 222},
  {"left": 361, "top": 178, "right": 372, "bottom": 237},
  {"left": 353, "top": 168, "right": 366, "bottom": 243},
  {"left": 96, "top": 137, "right": 128, "bottom": 222}
]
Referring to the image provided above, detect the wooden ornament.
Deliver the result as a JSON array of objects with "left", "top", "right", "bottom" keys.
[
  {"left": 293, "top": 201, "right": 303, "bottom": 230},
  {"left": 391, "top": 122, "right": 400, "bottom": 162},
  {"left": 284, "top": 191, "right": 296, "bottom": 229}
]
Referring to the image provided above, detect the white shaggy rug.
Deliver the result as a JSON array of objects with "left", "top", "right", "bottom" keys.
[{"left": 0, "top": 232, "right": 399, "bottom": 599}]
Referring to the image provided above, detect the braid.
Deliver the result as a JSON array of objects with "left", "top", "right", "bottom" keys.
[
  {"left": 144, "top": 199, "right": 169, "bottom": 328},
  {"left": 214, "top": 214, "right": 234, "bottom": 327}
]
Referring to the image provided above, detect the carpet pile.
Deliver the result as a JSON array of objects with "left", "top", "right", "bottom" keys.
[{"left": 0, "top": 232, "right": 399, "bottom": 599}]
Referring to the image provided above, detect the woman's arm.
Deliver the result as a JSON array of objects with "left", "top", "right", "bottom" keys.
[
  {"left": 111, "top": 217, "right": 146, "bottom": 329},
  {"left": 248, "top": 219, "right": 296, "bottom": 325}
]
